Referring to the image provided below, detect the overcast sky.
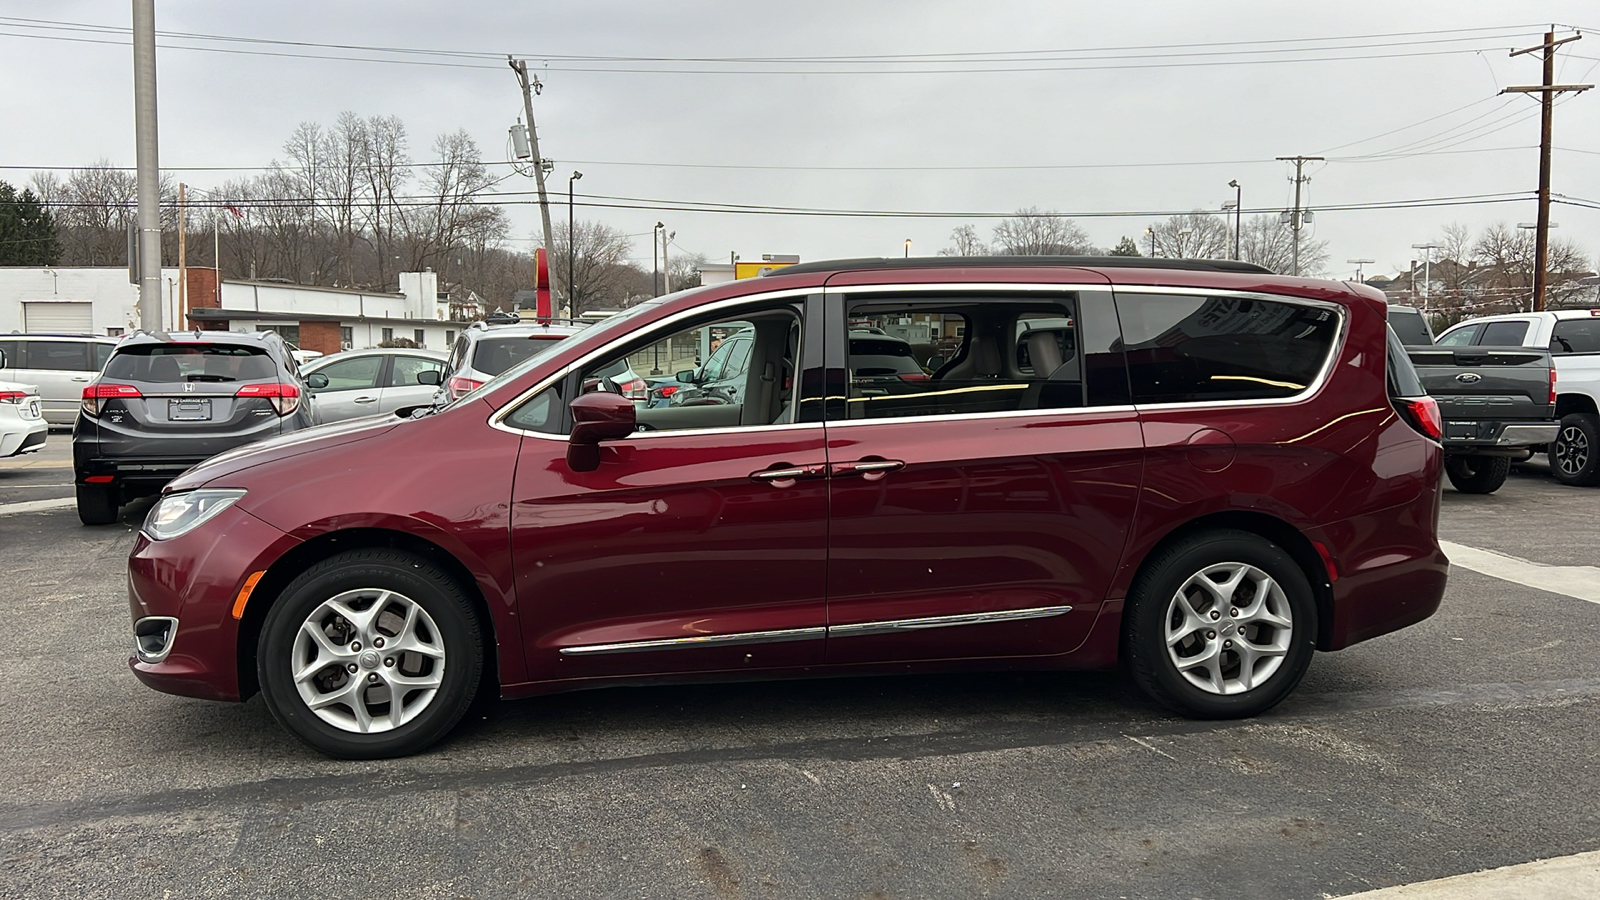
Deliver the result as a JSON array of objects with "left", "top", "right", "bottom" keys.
[{"left": 3, "top": 0, "right": 1598, "bottom": 280}]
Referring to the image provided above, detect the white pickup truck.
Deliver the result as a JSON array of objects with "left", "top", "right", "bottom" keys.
[{"left": 1434, "top": 309, "right": 1600, "bottom": 486}]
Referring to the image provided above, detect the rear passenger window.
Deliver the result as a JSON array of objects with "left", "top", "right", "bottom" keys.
[
  {"left": 1550, "top": 319, "right": 1600, "bottom": 354},
  {"left": 1116, "top": 294, "right": 1341, "bottom": 404},
  {"left": 25, "top": 341, "right": 91, "bottom": 371},
  {"left": 842, "top": 294, "right": 1101, "bottom": 419},
  {"left": 1479, "top": 321, "right": 1530, "bottom": 346}
]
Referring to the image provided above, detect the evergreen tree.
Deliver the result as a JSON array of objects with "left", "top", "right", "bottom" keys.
[
  {"left": 0, "top": 181, "right": 61, "bottom": 265},
  {"left": 1110, "top": 236, "right": 1142, "bottom": 257}
]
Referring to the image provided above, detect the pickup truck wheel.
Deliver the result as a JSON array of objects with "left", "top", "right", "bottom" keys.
[
  {"left": 1549, "top": 413, "right": 1600, "bottom": 486},
  {"left": 1445, "top": 455, "right": 1510, "bottom": 494}
]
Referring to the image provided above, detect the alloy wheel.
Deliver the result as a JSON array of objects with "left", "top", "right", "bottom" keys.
[
  {"left": 1164, "top": 562, "right": 1293, "bottom": 695},
  {"left": 291, "top": 588, "right": 446, "bottom": 734},
  {"left": 1555, "top": 425, "right": 1590, "bottom": 477}
]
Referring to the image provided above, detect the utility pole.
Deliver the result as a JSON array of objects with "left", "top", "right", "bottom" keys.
[
  {"left": 177, "top": 182, "right": 187, "bottom": 328},
  {"left": 508, "top": 58, "right": 559, "bottom": 312},
  {"left": 132, "top": 0, "right": 162, "bottom": 331},
  {"left": 1505, "top": 29, "right": 1591, "bottom": 311},
  {"left": 1276, "top": 156, "right": 1322, "bottom": 276}
]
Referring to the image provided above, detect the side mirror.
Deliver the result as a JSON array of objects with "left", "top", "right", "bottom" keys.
[
  {"left": 0, "top": 349, "right": 6, "bottom": 367},
  {"left": 305, "top": 373, "right": 329, "bottom": 390},
  {"left": 926, "top": 356, "right": 945, "bottom": 371},
  {"left": 417, "top": 369, "right": 442, "bottom": 386},
  {"left": 567, "top": 392, "right": 636, "bottom": 472},
  {"left": 674, "top": 369, "right": 698, "bottom": 384}
]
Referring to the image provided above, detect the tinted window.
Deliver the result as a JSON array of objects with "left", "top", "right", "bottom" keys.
[
  {"left": 1550, "top": 319, "right": 1600, "bottom": 354},
  {"left": 1386, "top": 307, "right": 1433, "bottom": 345},
  {"left": 1386, "top": 326, "right": 1427, "bottom": 398},
  {"left": 388, "top": 355, "right": 445, "bottom": 387},
  {"left": 24, "top": 340, "right": 91, "bottom": 371},
  {"left": 94, "top": 342, "right": 114, "bottom": 369},
  {"left": 104, "top": 344, "right": 277, "bottom": 383},
  {"left": 844, "top": 296, "right": 1091, "bottom": 419},
  {"left": 1116, "top": 294, "right": 1341, "bottom": 404},
  {"left": 312, "top": 356, "right": 383, "bottom": 391},
  {"left": 472, "top": 335, "right": 566, "bottom": 376},
  {"left": 504, "top": 385, "right": 562, "bottom": 434},
  {"left": 1479, "top": 321, "right": 1530, "bottom": 346},
  {"left": 0, "top": 340, "right": 16, "bottom": 369},
  {"left": 1434, "top": 324, "right": 1480, "bottom": 347}
]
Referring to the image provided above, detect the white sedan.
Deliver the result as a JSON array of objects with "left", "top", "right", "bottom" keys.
[{"left": 0, "top": 379, "right": 47, "bottom": 457}]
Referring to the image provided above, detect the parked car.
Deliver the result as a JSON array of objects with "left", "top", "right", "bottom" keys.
[
  {"left": 442, "top": 317, "right": 647, "bottom": 405},
  {"left": 126, "top": 256, "right": 1447, "bottom": 758},
  {"left": 300, "top": 348, "right": 447, "bottom": 424},
  {"left": 73, "top": 330, "right": 315, "bottom": 525},
  {"left": 0, "top": 334, "right": 119, "bottom": 427},
  {"left": 0, "top": 347, "right": 47, "bottom": 457},
  {"left": 1388, "top": 305, "right": 1557, "bottom": 494},
  {"left": 1434, "top": 309, "right": 1600, "bottom": 485}
]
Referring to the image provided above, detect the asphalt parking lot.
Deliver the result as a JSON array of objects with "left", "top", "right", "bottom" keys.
[{"left": 2, "top": 436, "right": 1598, "bottom": 899}]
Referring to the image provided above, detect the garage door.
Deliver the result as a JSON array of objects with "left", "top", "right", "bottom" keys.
[{"left": 23, "top": 302, "right": 94, "bottom": 334}]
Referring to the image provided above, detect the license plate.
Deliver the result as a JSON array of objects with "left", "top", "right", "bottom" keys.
[{"left": 168, "top": 398, "right": 213, "bottom": 421}]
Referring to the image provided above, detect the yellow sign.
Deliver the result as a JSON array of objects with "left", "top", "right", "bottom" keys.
[{"left": 735, "top": 261, "right": 796, "bottom": 280}]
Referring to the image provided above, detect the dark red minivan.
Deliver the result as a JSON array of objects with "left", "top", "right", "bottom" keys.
[{"left": 127, "top": 257, "right": 1448, "bottom": 758}]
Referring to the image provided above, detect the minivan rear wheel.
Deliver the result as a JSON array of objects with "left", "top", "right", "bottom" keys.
[
  {"left": 1124, "top": 530, "right": 1316, "bottom": 719},
  {"left": 257, "top": 549, "right": 483, "bottom": 759},
  {"left": 75, "top": 484, "right": 118, "bottom": 526}
]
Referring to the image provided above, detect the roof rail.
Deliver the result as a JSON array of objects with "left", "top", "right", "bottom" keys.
[{"left": 770, "top": 255, "right": 1275, "bottom": 277}]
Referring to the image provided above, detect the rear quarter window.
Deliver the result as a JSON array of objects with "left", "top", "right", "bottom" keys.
[{"left": 1115, "top": 294, "right": 1342, "bottom": 404}]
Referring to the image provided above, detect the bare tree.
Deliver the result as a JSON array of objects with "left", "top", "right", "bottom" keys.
[
  {"left": 1238, "top": 214, "right": 1329, "bottom": 276},
  {"left": 1470, "top": 222, "right": 1590, "bottom": 311},
  {"left": 552, "top": 221, "right": 634, "bottom": 314},
  {"left": 1148, "top": 211, "right": 1230, "bottom": 259},
  {"left": 402, "top": 130, "right": 506, "bottom": 276},
  {"left": 937, "top": 224, "right": 988, "bottom": 257},
  {"left": 355, "top": 115, "right": 411, "bottom": 291},
  {"left": 668, "top": 251, "right": 707, "bottom": 292},
  {"left": 990, "top": 207, "right": 1094, "bottom": 255}
]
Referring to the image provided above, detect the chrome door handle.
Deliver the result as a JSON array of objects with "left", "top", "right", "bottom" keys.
[
  {"left": 750, "top": 463, "right": 826, "bottom": 488},
  {"left": 72, "top": 376, "right": 91, "bottom": 382},
  {"left": 353, "top": 396, "right": 378, "bottom": 403},
  {"left": 832, "top": 459, "right": 905, "bottom": 481}
]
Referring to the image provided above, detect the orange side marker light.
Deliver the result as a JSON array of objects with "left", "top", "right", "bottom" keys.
[{"left": 232, "top": 571, "right": 266, "bottom": 619}]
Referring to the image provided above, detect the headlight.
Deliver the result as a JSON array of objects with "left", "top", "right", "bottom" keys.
[{"left": 142, "top": 489, "right": 247, "bottom": 541}]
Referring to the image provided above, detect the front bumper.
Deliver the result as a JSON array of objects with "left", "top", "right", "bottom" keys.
[{"left": 127, "top": 503, "right": 300, "bottom": 701}]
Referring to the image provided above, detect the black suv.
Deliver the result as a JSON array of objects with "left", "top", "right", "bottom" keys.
[{"left": 74, "top": 330, "right": 315, "bottom": 524}]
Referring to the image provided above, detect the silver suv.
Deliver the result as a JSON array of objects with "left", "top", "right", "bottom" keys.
[
  {"left": 0, "top": 334, "right": 119, "bottom": 426},
  {"left": 441, "top": 317, "right": 646, "bottom": 403}
]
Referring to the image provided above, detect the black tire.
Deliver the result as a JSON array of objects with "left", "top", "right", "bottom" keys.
[
  {"left": 1549, "top": 413, "right": 1600, "bottom": 486},
  {"left": 1445, "top": 455, "right": 1511, "bottom": 494},
  {"left": 75, "top": 484, "right": 118, "bottom": 526},
  {"left": 1123, "top": 529, "right": 1317, "bottom": 719},
  {"left": 257, "top": 549, "right": 483, "bottom": 759}
]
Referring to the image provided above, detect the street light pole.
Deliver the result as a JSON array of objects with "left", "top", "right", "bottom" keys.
[
  {"left": 904, "top": 238, "right": 912, "bottom": 258},
  {"left": 1144, "top": 227, "right": 1156, "bottom": 257},
  {"left": 567, "top": 171, "right": 582, "bottom": 314},
  {"left": 652, "top": 222, "right": 664, "bottom": 297},
  {"left": 1228, "top": 179, "right": 1242, "bottom": 260},
  {"left": 1410, "top": 242, "right": 1442, "bottom": 300},
  {"left": 1346, "top": 258, "right": 1375, "bottom": 282}
]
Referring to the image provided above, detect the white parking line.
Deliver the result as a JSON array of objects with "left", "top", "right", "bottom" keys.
[
  {"left": 1439, "top": 540, "right": 1600, "bottom": 605},
  {"left": 1334, "top": 848, "right": 1600, "bottom": 898},
  {"left": 0, "top": 498, "right": 76, "bottom": 516}
]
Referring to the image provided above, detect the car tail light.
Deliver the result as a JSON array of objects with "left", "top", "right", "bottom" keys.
[
  {"left": 1549, "top": 368, "right": 1558, "bottom": 406},
  {"left": 899, "top": 373, "right": 931, "bottom": 382},
  {"left": 236, "top": 382, "right": 301, "bottom": 416},
  {"left": 619, "top": 377, "right": 648, "bottom": 400},
  {"left": 655, "top": 385, "right": 679, "bottom": 399},
  {"left": 447, "top": 375, "right": 484, "bottom": 400},
  {"left": 82, "top": 383, "right": 142, "bottom": 417},
  {"left": 1395, "top": 396, "right": 1442, "bottom": 440},
  {"left": 0, "top": 390, "right": 28, "bottom": 404}
]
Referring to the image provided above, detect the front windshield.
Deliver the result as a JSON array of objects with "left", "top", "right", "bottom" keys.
[{"left": 435, "top": 299, "right": 667, "bottom": 413}]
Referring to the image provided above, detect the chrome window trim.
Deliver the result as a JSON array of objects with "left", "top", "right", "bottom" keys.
[
  {"left": 830, "top": 282, "right": 1104, "bottom": 296},
  {"left": 825, "top": 404, "right": 1137, "bottom": 429},
  {"left": 557, "top": 605, "right": 1073, "bottom": 656},
  {"left": 828, "top": 605, "right": 1072, "bottom": 638},
  {"left": 489, "top": 288, "right": 818, "bottom": 438},
  {"left": 559, "top": 625, "right": 825, "bottom": 656}
]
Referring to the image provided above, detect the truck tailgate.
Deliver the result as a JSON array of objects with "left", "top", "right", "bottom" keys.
[{"left": 1406, "top": 346, "right": 1554, "bottom": 423}]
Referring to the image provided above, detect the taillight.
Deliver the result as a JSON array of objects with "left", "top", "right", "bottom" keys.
[
  {"left": 82, "top": 383, "right": 142, "bottom": 417},
  {"left": 1395, "top": 396, "right": 1442, "bottom": 440},
  {"left": 0, "top": 390, "right": 27, "bottom": 404},
  {"left": 619, "top": 377, "right": 648, "bottom": 400},
  {"left": 655, "top": 385, "right": 679, "bottom": 399},
  {"left": 1549, "top": 368, "right": 1558, "bottom": 407},
  {"left": 899, "top": 373, "right": 931, "bottom": 382},
  {"left": 236, "top": 382, "right": 301, "bottom": 416},
  {"left": 447, "top": 375, "right": 484, "bottom": 400}
]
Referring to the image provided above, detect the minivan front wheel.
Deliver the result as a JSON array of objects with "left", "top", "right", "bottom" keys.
[
  {"left": 1124, "top": 530, "right": 1316, "bottom": 719},
  {"left": 258, "top": 549, "right": 483, "bottom": 759}
]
